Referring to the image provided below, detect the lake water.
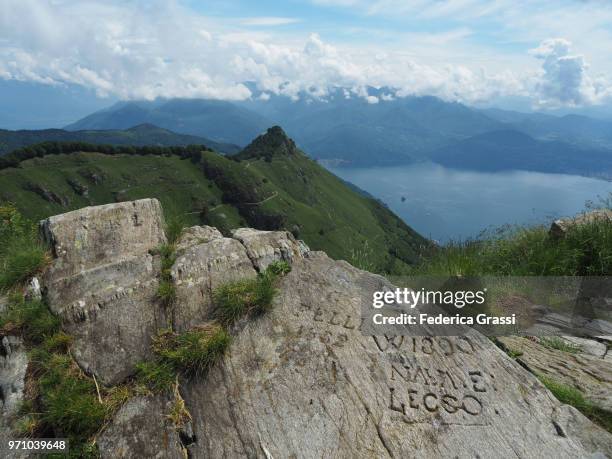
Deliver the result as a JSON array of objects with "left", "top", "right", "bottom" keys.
[{"left": 327, "top": 163, "right": 612, "bottom": 243}]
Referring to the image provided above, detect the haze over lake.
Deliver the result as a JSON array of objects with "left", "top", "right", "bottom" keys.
[{"left": 328, "top": 163, "right": 612, "bottom": 243}]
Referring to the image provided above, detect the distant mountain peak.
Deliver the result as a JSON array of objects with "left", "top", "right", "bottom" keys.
[{"left": 238, "top": 125, "right": 298, "bottom": 160}]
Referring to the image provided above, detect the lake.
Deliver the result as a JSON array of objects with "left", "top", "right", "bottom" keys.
[{"left": 327, "top": 163, "right": 612, "bottom": 243}]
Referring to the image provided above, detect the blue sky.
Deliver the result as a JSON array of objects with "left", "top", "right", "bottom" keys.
[{"left": 1, "top": 0, "right": 611, "bottom": 119}]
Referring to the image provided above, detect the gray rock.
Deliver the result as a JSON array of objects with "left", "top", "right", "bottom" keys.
[
  {"left": 561, "top": 336, "right": 608, "bottom": 359},
  {"left": 174, "top": 225, "right": 223, "bottom": 254},
  {"left": 0, "top": 336, "right": 28, "bottom": 416},
  {"left": 231, "top": 227, "right": 306, "bottom": 271},
  {"left": 498, "top": 336, "right": 612, "bottom": 412},
  {"left": 31, "top": 202, "right": 612, "bottom": 457},
  {"left": 24, "top": 277, "right": 42, "bottom": 301},
  {"left": 40, "top": 199, "right": 166, "bottom": 280},
  {"left": 550, "top": 209, "right": 612, "bottom": 239},
  {"left": 41, "top": 199, "right": 169, "bottom": 385},
  {"left": 172, "top": 236, "right": 257, "bottom": 332},
  {"left": 0, "top": 336, "right": 29, "bottom": 458},
  {"left": 180, "top": 253, "right": 611, "bottom": 458},
  {"left": 552, "top": 404, "right": 612, "bottom": 457},
  {"left": 98, "top": 395, "right": 185, "bottom": 459}
]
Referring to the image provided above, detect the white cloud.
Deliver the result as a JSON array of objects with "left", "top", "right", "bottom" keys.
[
  {"left": 0, "top": 0, "right": 609, "bottom": 108},
  {"left": 529, "top": 38, "right": 611, "bottom": 108}
]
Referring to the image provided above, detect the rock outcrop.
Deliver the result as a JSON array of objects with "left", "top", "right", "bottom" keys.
[
  {"left": 40, "top": 199, "right": 168, "bottom": 385},
  {"left": 498, "top": 336, "right": 612, "bottom": 412},
  {"left": 550, "top": 209, "right": 612, "bottom": 239},
  {"left": 3, "top": 199, "right": 610, "bottom": 458}
]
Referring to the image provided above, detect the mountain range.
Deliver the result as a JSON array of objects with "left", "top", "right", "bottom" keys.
[{"left": 59, "top": 91, "right": 612, "bottom": 178}]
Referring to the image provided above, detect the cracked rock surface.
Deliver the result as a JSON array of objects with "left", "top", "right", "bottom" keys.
[
  {"left": 19, "top": 199, "right": 612, "bottom": 458},
  {"left": 181, "top": 252, "right": 612, "bottom": 458},
  {"left": 498, "top": 336, "right": 612, "bottom": 413}
]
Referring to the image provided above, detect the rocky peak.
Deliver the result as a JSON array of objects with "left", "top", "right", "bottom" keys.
[
  {"left": 237, "top": 125, "right": 298, "bottom": 160},
  {"left": 3, "top": 199, "right": 611, "bottom": 458}
]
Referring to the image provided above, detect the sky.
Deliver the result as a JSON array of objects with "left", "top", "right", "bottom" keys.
[{"left": 1, "top": 0, "right": 612, "bottom": 113}]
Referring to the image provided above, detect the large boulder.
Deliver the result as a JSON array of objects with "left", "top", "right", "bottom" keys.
[
  {"left": 179, "top": 252, "right": 612, "bottom": 458},
  {"left": 41, "top": 199, "right": 169, "bottom": 385},
  {"left": 32, "top": 201, "right": 612, "bottom": 457}
]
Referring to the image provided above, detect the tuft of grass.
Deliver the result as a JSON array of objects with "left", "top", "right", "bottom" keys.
[
  {"left": 135, "top": 360, "right": 176, "bottom": 393},
  {"left": 155, "top": 243, "right": 177, "bottom": 307},
  {"left": 213, "top": 262, "right": 293, "bottom": 326},
  {"left": 539, "top": 375, "right": 612, "bottom": 433},
  {"left": 0, "top": 244, "right": 50, "bottom": 291},
  {"left": 153, "top": 325, "right": 231, "bottom": 376},
  {"left": 42, "top": 331, "right": 74, "bottom": 353},
  {"left": 156, "top": 279, "right": 177, "bottom": 307},
  {"left": 213, "top": 274, "right": 276, "bottom": 326},
  {"left": 266, "top": 260, "right": 291, "bottom": 276},
  {"left": 0, "top": 296, "right": 61, "bottom": 344},
  {"left": 136, "top": 325, "right": 231, "bottom": 392},
  {"left": 164, "top": 212, "right": 187, "bottom": 245},
  {"left": 540, "top": 337, "right": 582, "bottom": 354}
]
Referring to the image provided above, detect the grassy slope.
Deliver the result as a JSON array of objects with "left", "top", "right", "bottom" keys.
[
  {"left": 0, "top": 151, "right": 427, "bottom": 274},
  {"left": 408, "top": 214, "right": 611, "bottom": 276}
]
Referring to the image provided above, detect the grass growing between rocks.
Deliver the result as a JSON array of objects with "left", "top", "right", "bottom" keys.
[
  {"left": 538, "top": 375, "right": 612, "bottom": 433},
  {"left": 539, "top": 337, "right": 582, "bottom": 354},
  {"left": 138, "top": 261, "right": 292, "bottom": 394},
  {"left": 136, "top": 325, "right": 231, "bottom": 392},
  {"left": 155, "top": 243, "right": 178, "bottom": 307},
  {"left": 0, "top": 206, "right": 133, "bottom": 458},
  {"left": 154, "top": 210, "right": 188, "bottom": 308},
  {"left": 213, "top": 260, "right": 290, "bottom": 326},
  {"left": 0, "top": 295, "right": 132, "bottom": 458}
]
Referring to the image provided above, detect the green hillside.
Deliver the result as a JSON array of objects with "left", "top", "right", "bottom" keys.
[
  {"left": 0, "top": 124, "right": 240, "bottom": 156},
  {"left": 0, "top": 128, "right": 428, "bottom": 274}
]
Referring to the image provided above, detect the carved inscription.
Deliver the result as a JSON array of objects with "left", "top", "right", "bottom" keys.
[
  {"left": 378, "top": 336, "right": 495, "bottom": 425},
  {"left": 372, "top": 335, "right": 478, "bottom": 355}
]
